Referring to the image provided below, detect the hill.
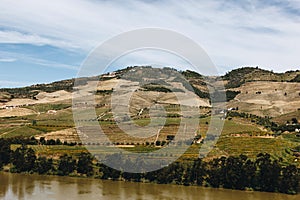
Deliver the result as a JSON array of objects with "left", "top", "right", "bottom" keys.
[
  {"left": 1, "top": 65, "right": 299, "bottom": 120},
  {"left": 223, "top": 67, "right": 300, "bottom": 88},
  {"left": 0, "top": 66, "right": 300, "bottom": 167}
]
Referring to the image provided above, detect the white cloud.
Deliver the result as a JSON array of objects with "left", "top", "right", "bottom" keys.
[
  {"left": 0, "top": 30, "right": 79, "bottom": 49},
  {"left": 0, "top": 58, "right": 16, "bottom": 62},
  {"left": 30, "top": 57, "right": 79, "bottom": 71},
  {"left": 0, "top": 50, "right": 79, "bottom": 70},
  {"left": 0, "top": 0, "right": 299, "bottom": 73}
]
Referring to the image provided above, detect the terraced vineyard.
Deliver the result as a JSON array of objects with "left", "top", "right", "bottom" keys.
[{"left": 0, "top": 66, "right": 299, "bottom": 167}]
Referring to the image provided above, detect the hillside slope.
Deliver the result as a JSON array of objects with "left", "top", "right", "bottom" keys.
[
  {"left": 0, "top": 66, "right": 299, "bottom": 119},
  {"left": 1, "top": 66, "right": 300, "bottom": 167},
  {"left": 228, "top": 81, "right": 300, "bottom": 117},
  {"left": 223, "top": 67, "right": 300, "bottom": 88}
]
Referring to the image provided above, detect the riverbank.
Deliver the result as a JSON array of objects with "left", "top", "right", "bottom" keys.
[
  {"left": 1, "top": 138, "right": 299, "bottom": 195},
  {"left": 2, "top": 159, "right": 300, "bottom": 196},
  {"left": 1, "top": 172, "right": 299, "bottom": 200}
]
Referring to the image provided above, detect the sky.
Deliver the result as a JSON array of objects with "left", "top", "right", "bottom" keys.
[{"left": 0, "top": 0, "right": 300, "bottom": 88}]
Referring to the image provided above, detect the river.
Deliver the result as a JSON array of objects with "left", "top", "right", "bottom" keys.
[{"left": 0, "top": 172, "right": 299, "bottom": 200}]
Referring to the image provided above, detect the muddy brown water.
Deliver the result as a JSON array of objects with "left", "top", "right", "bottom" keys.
[{"left": 0, "top": 172, "right": 299, "bottom": 200}]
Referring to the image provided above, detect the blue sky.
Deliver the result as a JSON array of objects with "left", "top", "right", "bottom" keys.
[{"left": 0, "top": 0, "right": 300, "bottom": 88}]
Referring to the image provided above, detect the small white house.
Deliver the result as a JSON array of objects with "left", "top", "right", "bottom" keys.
[
  {"left": 5, "top": 105, "right": 15, "bottom": 109},
  {"left": 47, "top": 110, "right": 57, "bottom": 114}
]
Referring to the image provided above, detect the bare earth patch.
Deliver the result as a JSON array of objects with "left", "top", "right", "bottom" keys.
[
  {"left": 228, "top": 81, "right": 300, "bottom": 117},
  {"left": 0, "top": 107, "right": 36, "bottom": 117},
  {"left": 35, "top": 128, "right": 79, "bottom": 142}
]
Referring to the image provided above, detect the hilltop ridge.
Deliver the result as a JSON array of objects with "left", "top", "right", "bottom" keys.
[
  {"left": 223, "top": 67, "right": 300, "bottom": 88},
  {"left": 0, "top": 66, "right": 299, "bottom": 119}
]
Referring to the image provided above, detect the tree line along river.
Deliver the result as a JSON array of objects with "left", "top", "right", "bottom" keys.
[{"left": 0, "top": 172, "right": 299, "bottom": 200}]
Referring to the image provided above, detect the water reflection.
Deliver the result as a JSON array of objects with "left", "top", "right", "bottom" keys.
[
  {"left": 0, "top": 172, "right": 9, "bottom": 198},
  {"left": 0, "top": 172, "right": 299, "bottom": 200}
]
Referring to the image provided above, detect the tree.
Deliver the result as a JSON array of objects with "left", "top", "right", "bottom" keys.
[
  {"left": 155, "top": 163, "right": 183, "bottom": 184},
  {"left": 34, "top": 157, "right": 53, "bottom": 174},
  {"left": 29, "top": 136, "right": 38, "bottom": 145},
  {"left": 206, "top": 157, "right": 226, "bottom": 188},
  {"left": 39, "top": 137, "right": 46, "bottom": 145},
  {"left": 46, "top": 139, "right": 56, "bottom": 145},
  {"left": 58, "top": 154, "right": 76, "bottom": 175},
  {"left": 182, "top": 162, "right": 193, "bottom": 186},
  {"left": 223, "top": 156, "right": 244, "bottom": 189},
  {"left": 55, "top": 139, "right": 62, "bottom": 145},
  {"left": 255, "top": 153, "right": 281, "bottom": 192},
  {"left": 241, "top": 159, "right": 256, "bottom": 189},
  {"left": 0, "top": 139, "right": 11, "bottom": 169},
  {"left": 190, "top": 158, "right": 205, "bottom": 186},
  {"left": 77, "top": 152, "right": 94, "bottom": 176},
  {"left": 11, "top": 145, "right": 36, "bottom": 172},
  {"left": 279, "top": 165, "right": 299, "bottom": 194},
  {"left": 291, "top": 118, "right": 298, "bottom": 124},
  {"left": 32, "top": 120, "right": 37, "bottom": 126},
  {"left": 100, "top": 164, "right": 121, "bottom": 180}
]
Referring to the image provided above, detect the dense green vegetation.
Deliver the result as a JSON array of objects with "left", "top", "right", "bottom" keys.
[
  {"left": 210, "top": 90, "right": 241, "bottom": 102},
  {"left": 0, "top": 137, "right": 299, "bottom": 194},
  {"left": 225, "top": 90, "right": 241, "bottom": 101},
  {"left": 0, "top": 138, "right": 93, "bottom": 176},
  {"left": 222, "top": 67, "right": 299, "bottom": 88},
  {"left": 227, "top": 111, "right": 277, "bottom": 129},
  {"left": 223, "top": 67, "right": 260, "bottom": 88},
  {"left": 0, "top": 139, "right": 11, "bottom": 169},
  {"left": 142, "top": 84, "right": 172, "bottom": 93},
  {"left": 290, "top": 74, "right": 300, "bottom": 82},
  {"left": 227, "top": 111, "right": 300, "bottom": 133},
  {"left": 181, "top": 70, "right": 203, "bottom": 79},
  {"left": 96, "top": 89, "right": 114, "bottom": 95}
]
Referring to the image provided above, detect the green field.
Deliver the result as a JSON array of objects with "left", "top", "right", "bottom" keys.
[
  {"left": 0, "top": 126, "right": 43, "bottom": 138},
  {"left": 1, "top": 103, "right": 300, "bottom": 167}
]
